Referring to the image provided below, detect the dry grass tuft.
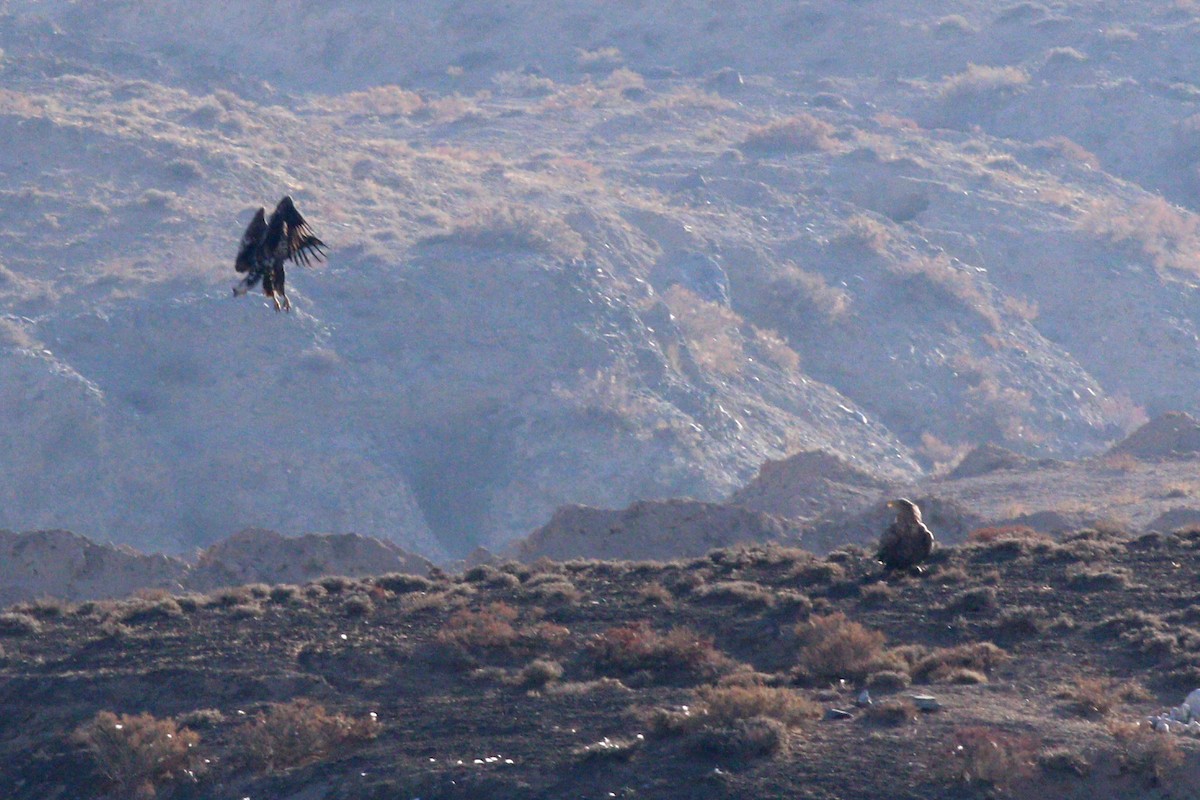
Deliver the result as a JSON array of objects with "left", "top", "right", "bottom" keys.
[
  {"left": 939, "top": 63, "right": 1030, "bottom": 102},
  {"left": 950, "top": 726, "right": 1039, "bottom": 788},
  {"left": 863, "top": 698, "right": 918, "bottom": 726},
  {"left": 912, "top": 642, "right": 1010, "bottom": 683},
  {"left": 1107, "top": 720, "right": 1184, "bottom": 784},
  {"left": 1056, "top": 676, "right": 1151, "bottom": 718},
  {"left": 231, "top": 699, "right": 380, "bottom": 774},
  {"left": 73, "top": 711, "right": 201, "bottom": 799},
  {"left": 741, "top": 113, "right": 838, "bottom": 154},
  {"left": 695, "top": 684, "right": 821, "bottom": 727},
  {"left": 794, "top": 613, "right": 886, "bottom": 681},
  {"left": 0, "top": 611, "right": 42, "bottom": 636},
  {"left": 588, "top": 622, "right": 733, "bottom": 682}
]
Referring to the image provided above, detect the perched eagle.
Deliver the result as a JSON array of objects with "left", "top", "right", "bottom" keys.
[
  {"left": 233, "top": 196, "right": 326, "bottom": 312},
  {"left": 876, "top": 498, "right": 935, "bottom": 572}
]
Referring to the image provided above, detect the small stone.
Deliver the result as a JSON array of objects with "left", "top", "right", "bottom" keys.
[
  {"left": 856, "top": 690, "right": 872, "bottom": 707},
  {"left": 911, "top": 694, "right": 941, "bottom": 712},
  {"left": 825, "top": 708, "right": 853, "bottom": 720},
  {"left": 1185, "top": 689, "right": 1200, "bottom": 717}
]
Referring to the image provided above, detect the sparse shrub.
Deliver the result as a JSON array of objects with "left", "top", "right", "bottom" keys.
[
  {"left": 515, "top": 658, "right": 564, "bottom": 689},
  {"left": 1108, "top": 720, "right": 1183, "bottom": 785},
  {"left": 866, "top": 670, "right": 911, "bottom": 692},
  {"left": 438, "top": 602, "right": 520, "bottom": 652},
  {"left": 990, "top": 606, "right": 1046, "bottom": 639},
  {"left": 636, "top": 582, "right": 674, "bottom": 606},
  {"left": 789, "top": 560, "right": 845, "bottom": 586},
  {"left": 1039, "top": 746, "right": 1090, "bottom": 776},
  {"left": 944, "top": 587, "right": 995, "bottom": 614},
  {"left": 938, "top": 63, "right": 1030, "bottom": 102},
  {"left": 73, "top": 711, "right": 201, "bottom": 799},
  {"left": 663, "top": 284, "right": 749, "bottom": 377},
  {"left": 524, "top": 580, "right": 582, "bottom": 604},
  {"left": 689, "top": 716, "right": 788, "bottom": 759},
  {"left": 695, "top": 685, "right": 821, "bottom": 726},
  {"left": 268, "top": 585, "right": 302, "bottom": 604},
  {"left": 950, "top": 726, "right": 1038, "bottom": 788},
  {"left": 211, "top": 587, "right": 254, "bottom": 607},
  {"left": 794, "top": 613, "right": 886, "bottom": 682},
  {"left": 119, "top": 598, "right": 183, "bottom": 624},
  {"left": 741, "top": 113, "right": 838, "bottom": 154},
  {"left": 342, "top": 594, "right": 374, "bottom": 617},
  {"left": 942, "top": 668, "right": 989, "bottom": 685},
  {"left": 176, "top": 709, "right": 225, "bottom": 729},
  {"left": 318, "top": 576, "right": 358, "bottom": 595},
  {"left": 863, "top": 698, "right": 918, "bottom": 726},
  {"left": 694, "top": 580, "right": 775, "bottom": 609},
  {"left": 912, "top": 642, "right": 1010, "bottom": 683},
  {"left": 18, "top": 598, "right": 71, "bottom": 618},
  {"left": 0, "top": 612, "right": 41, "bottom": 636},
  {"left": 859, "top": 582, "right": 895, "bottom": 607},
  {"left": 1065, "top": 565, "right": 1130, "bottom": 591},
  {"left": 174, "top": 594, "right": 206, "bottom": 613},
  {"left": 231, "top": 699, "right": 380, "bottom": 774},
  {"left": 1057, "top": 677, "right": 1150, "bottom": 718},
  {"left": 437, "top": 602, "right": 568, "bottom": 660},
  {"left": 588, "top": 622, "right": 732, "bottom": 682},
  {"left": 967, "top": 525, "right": 1047, "bottom": 545},
  {"left": 227, "top": 603, "right": 264, "bottom": 620},
  {"left": 375, "top": 573, "right": 434, "bottom": 594}
]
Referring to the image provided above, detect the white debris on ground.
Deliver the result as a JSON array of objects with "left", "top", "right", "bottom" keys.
[{"left": 1147, "top": 689, "right": 1200, "bottom": 734}]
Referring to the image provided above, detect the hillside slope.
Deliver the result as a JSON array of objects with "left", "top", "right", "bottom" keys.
[
  {"left": 2, "top": 1, "right": 1200, "bottom": 558},
  {"left": 5, "top": 532, "right": 1200, "bottom": 799}
]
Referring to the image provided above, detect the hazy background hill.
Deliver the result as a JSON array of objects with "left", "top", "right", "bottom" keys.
[{"left": 2, "top": 1, "right": 1199, "bottom": 559}]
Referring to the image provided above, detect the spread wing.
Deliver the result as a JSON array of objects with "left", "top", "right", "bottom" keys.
[
  {"left": 272, "top": 195, "right": 327, "bottom": 267},
  {"left": 235, "top": 208, "right": 267, "bottom": 273}
]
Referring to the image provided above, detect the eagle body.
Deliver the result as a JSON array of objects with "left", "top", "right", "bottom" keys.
[
  {"left": 877, "top": 498, "right": 934, "bottom": 572},
  {"left": 233, "top": 196, "right": 326, "bottom": 312}
]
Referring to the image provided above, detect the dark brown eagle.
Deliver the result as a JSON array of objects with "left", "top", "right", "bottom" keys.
[
  {"left": 233, "top": 196, "right": 326, "bottom": 312},
  {"left": 876, "top": 498, "right": 935, "bottom": 572}
]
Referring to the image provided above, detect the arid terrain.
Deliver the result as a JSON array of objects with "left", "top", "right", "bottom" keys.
[
  {"left": 7, "top": 1, "right": 1200, "bottom": 797},
  {"left": 3, "top": 1, "right": 1200, "bottom": 560},
  {"left": 6, "top": 529, "right": 1200, "bottom": 800}
]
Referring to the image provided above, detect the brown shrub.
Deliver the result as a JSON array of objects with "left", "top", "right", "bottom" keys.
[
  {"left": 943, "top": 587, "right": 996, "bottom": 614},
  {"left": 0, "top": 611, "right": 41, "bottom": 636},
  {"left": 514, "top": 658, "right": 564, "bottom": 689},
  {"left": 939, "top": 64, "right": 1030, "bottom": 102},
  {"left": 1108, "top": 720, "right": 1183, "bottom": 784},
  {"left": 693, "top": 580, "right": 776, "bottom": 609},
  {"left": 912, "top": 642, "right": 1010, "bottom": 683},
  {"left": 741, "top": 113, "right": 838, "bottom": 154},
  {"left": 695, "top": 685, "right": 820, "bottom": 727},
  {"left": 587, "top": 622, "right": 732, "bottom": 682},
  {"left": 688, "top": 717, "right": 788, "bottom": 759},
  {"left": 73, "top": 711, "right": 201, "bottom": 799},
  {"left": 437, "top": 602, "right": 520, "bottom": 652},
  {"left": 794, "top": 613, "right": 886, "bottom": 681},
  {"left": 231, "top": 699, "right": 380, "bottom": 773},
  {"left": 663, "top": 284, "right": 748, "bottom": 376},
  {"left": 375, "top": 573, "right": 435, "bottom": 594},
  {"left": 966, "top": 525, "right": 1049, "bottom": 545},
  {"left": 950, "top": 726, "right": 1039, "bottom": 788},
  {"left": 863, "top": 698, "right": 918, "bottom": 726},
  {"left": 1057, "top": 677, "right": 1151, "bottom": 718}
]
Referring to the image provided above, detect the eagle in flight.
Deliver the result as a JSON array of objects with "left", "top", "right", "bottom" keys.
[{"left": 233, "top": 196, "right": 326, "bottom": 312}]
